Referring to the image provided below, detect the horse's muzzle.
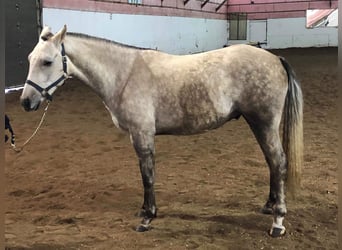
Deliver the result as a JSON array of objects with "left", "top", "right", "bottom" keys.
[{"left": 21, "top": 98, "right": 40, "bottom": 112}]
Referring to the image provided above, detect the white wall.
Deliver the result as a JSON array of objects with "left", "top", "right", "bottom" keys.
[
  {"left": 43, "top": 8, "right": 228, "bottom": 55},
  {"left": 44, "top": 9, "right": 337, "bottom": 51},
  {"left": 229, "top": 17, "right": 338, "bottom": 49},
  {"left": 267, "top": 17, "right": 337, "bottom": 48}
]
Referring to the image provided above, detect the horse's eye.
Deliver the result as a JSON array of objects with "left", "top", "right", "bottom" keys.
[{"left": 43, "top": 60, "right": 52, "bottom": 66}]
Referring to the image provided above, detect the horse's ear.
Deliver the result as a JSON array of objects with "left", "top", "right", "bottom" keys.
[
  {"left": 51, "top": 25, "right": 67, "bottom": 46},
  {"left": 40, "top": 26, "right": 53, "bottom": 41}
]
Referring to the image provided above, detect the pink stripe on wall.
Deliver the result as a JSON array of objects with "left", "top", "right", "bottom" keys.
[
  {"left": 228, "top": 0, "right": 338, "bottom": 20},
  {"left": 42, "top": 0, "right": 338, "bottom": 20},
  {"left": 42, "top": 0, "right": 229, "bottom": 20}
]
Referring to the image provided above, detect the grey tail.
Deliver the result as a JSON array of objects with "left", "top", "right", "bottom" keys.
[{"left": 279, "top": 57, "right": 304, "bottom": 197}]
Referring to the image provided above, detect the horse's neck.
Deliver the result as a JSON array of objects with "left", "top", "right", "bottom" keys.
[{"left": 64, "top": 36, "right": 138, "bottom": 100}]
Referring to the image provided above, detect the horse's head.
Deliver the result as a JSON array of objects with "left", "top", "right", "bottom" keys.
[{"left": 20, "top": 25, "right": 68, "bottom": 111}]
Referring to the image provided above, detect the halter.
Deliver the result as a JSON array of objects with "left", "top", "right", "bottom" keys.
[{"left": 25, "top": 43, "right": 68, "bottom": 101}]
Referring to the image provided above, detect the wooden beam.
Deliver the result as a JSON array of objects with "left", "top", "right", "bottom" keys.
[
  {"left": 184, "top": 0, "right": 191, "bottom": 5},
  {"left": 201, "top": 0, "right": 210, "bottom": 8},
  {"left": 216, "top": 0, "right": 228, "bottom": 12}
]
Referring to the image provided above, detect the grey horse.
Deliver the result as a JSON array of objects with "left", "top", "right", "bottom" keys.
[{"left": 20, "top": 25, "right": 303, "bottom": 237}]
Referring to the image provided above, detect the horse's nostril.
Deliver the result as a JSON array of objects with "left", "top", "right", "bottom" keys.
[{"left": 21, "top": 98, "right": 31, "bottom": 111}]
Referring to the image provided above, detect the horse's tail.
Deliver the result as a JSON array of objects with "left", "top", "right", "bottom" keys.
[{"left": 279, "top": 57, "right": 303, "bottom": 197}]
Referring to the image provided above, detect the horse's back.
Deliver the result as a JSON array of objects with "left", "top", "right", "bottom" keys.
[{"left": 142, "top": 44, "right": 287, "bottom": 91}]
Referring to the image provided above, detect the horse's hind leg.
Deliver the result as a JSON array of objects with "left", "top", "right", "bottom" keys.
[
  {"left": 246, "top": 119, "right": 287, "bottom": 237},
  {"left": 131, "top": 131, "right": 157, "bottom": 232}
]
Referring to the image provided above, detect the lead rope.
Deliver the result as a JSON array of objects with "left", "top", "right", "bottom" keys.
[{"left": 11, "top": 102, "right": 50, "bottom": 153}]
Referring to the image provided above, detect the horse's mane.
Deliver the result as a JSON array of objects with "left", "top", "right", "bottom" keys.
[{"left": 67, "top": 32, "right": 151, "bottom": 51}]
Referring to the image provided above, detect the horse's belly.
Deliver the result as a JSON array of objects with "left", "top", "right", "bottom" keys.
[
  {"left": 155, "top": 110, "right": 236, "bottom": 135},
  {"left": 181, "top": 115, "right": 226, "bottom": 134}
]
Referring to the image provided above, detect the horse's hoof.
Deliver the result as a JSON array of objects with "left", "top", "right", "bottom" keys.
[
  {"left": 136, "top": 224, "right": 150, "bottom": 232},
  {"left": 261, "top": 206, "right": 273, "bottom": 215},
  {"left": 269, "top": 226, "right": 286, "bottom": 237}
]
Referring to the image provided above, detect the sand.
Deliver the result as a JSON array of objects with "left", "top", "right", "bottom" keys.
[{"left": 5, "top": 47, "right": 337, "bottom": 249}]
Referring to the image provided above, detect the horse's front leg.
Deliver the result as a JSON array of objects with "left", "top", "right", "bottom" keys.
[{"left": 131, "top": 131, "right": 157, "bottom": 232}]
